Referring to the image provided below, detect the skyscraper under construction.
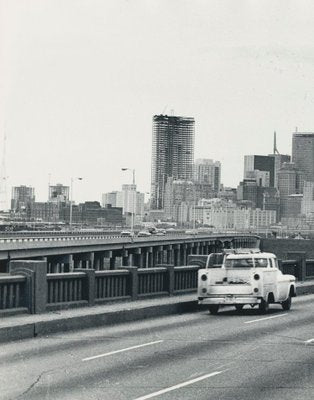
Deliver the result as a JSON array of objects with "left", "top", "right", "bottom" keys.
[{"left": 151, "top": 114, "right": 195, "bottom": 209}]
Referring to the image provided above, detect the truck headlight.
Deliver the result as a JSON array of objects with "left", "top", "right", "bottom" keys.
[
  {"left": 254, "top": 274, "right": 260, "bottom": 280},
  {"left": 254, "top": 287, "right": 259, "bottom": 293},
  {"left": 201, "top": 274, "right": 207, "bottom": 281}
]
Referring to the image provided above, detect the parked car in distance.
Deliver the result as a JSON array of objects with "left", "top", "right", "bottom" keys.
[
  {"left": 121, "top": 231, "right": 134, "bottom": 237},
  {"left": 185, "top": 229, "right": 197, "bottom": 235},
  {"left": 155, "top": 228, "right": 166, "bottom": 235},
  {"left": 137, "top": 231, "right": 152, "bottom": 237}
]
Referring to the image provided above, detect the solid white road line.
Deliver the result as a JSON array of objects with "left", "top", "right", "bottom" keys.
[
  {"left": 244, "top": 313, "right": 288, "bottom": 324},
  {"left": 133, "top": 370, "right": 226, "bottom": 400},
  {"left": 82, "top": 340, "right": 163, "bottom": 362},
  {"left": 305, "top": 338, "right": 314, "bottom": 344}
]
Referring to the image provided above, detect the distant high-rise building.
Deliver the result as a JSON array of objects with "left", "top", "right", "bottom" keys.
[
  {"left": 193, "top": 159, "right": 221, "bottom": 193},
  {"left": 49, "top": 184, "right": 69, "bottom": 203},
  {"left": 245, "top": 170, "right": 270, "bottom": 187},
  {"left": 244, "top": 155, "right": 275, "bottom": 187},
  {"left": 268, "top": 154, "right": 291, "bottom": 188},
  {"left": 301, "top": 181, "right": 314, "bottom": 216},
  {"left": 280, "top": 194, "right": 303, "bottom": 219},
  {"left": 102, "top": 186, "right": 144, "bottom": 218},
  {"left": 277, "top": 162, "right": 304, "bottom": 196},
  {"left": 151, "top": 114, "right": 195, "bottom": 209},
  {"left": 237, "top": 179, "right": 258, "bottom": 207},
  {"left": 102, "top": 191, "right": 119, "bottom": 208},
  {"left": 292, "top": 131, "right": 314, "bottom": 182},
  {"left": 164, "top": 178, "right": 195, "bottom": 221},
  {"left": 11, "top": 185, "right": 35, "bottom": 211}
]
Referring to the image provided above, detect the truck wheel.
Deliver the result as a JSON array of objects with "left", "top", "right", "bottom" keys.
[
  {"left": 259, "top": 299, "right": 269, "bottom": 314},
  {"left": 235, "top": 305, "right": 244, "bottom": 312},
  {"left": 208, "top": 305, "right": 219, "bottom": 315},
  {"left": 282, "top": 295, "right": 292, "bottom": 311}
]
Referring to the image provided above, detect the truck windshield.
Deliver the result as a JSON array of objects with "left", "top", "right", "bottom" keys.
[
  {"left": 225, "top": 258, "right": 268, "bottom": 268},
  {"left": 225, "top": 258, "right": 254, "bottom": 268}
]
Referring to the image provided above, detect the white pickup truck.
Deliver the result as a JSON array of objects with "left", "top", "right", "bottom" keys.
[{"left": 198, "top": 251, "right": 296, "bottom": 314}]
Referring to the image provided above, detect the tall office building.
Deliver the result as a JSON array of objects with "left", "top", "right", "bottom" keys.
[
  {"left": 49, "top": 184, "right": 69, "bottom": 203},
  {"left": 11, "top": 186, "right": 35, "bottom": 211},
  {"left": 102, "top": 186, "right": 144, "bottom": 218},
  {"left": 268, "top": 154, "right": 291, "bottom": 188},
  {"left": 244, "top": 155, "right": 275, "bottom": 187},
  {"left": 292, "top": 131, "right": 314, "bottom": 182},
  {"left": 102, "top": 191, "right": 119, "bottom": 208},
  {"left": 277, "top": 162, "right": 304, "bottom": 196},
  {"left": 301, "top": 181, "right": 314, "bottom": 216},
  {"left": 151, "top": 114, "right": 195, "bottom": 209},
  {"left": 193, "top": 159, "right": 221, "bottom": 193}
]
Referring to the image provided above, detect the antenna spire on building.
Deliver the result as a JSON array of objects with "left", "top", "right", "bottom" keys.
[{"left": 273, "top": 131, "right": 279, "bottom": 154}]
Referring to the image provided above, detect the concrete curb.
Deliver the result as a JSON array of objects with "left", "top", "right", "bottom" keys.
[
  {"left": 1, "top": 283, "right": 313, "bottom": 344},
  {"left": 0, "top": 299, "right": 199, "bottom": 343}
]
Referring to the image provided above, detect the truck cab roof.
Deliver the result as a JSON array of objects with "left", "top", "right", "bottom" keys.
[{"left": 226, "top": 252, "right": 275, "bottom": 259}]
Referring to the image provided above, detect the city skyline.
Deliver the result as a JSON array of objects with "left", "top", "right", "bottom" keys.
[{"left": 2, "top": 1, "right": 314, "bottom": 204}]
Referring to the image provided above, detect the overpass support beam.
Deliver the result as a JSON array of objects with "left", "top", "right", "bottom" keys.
[
  {"left": 146, "top": 247, "right": 153, "bottom": 268},
  {"left": 165, "top": 245, "right": 173, "bottom": 265},
  {"left": 94, "top": 252, "right": 107, "bottom": 271},
  {"left": 122, "top": 249, "right": 129, "bottom": 266},
  {"left": 173, "top": 244, "right": 180, "bottom": 266},
  {"left": 102, "top": 251, "right": 112, "bottom": 270},
  {"left": 195, "top": 242, "right": 200, "bottom": 255},
  {"left": 73, "top": 252, "right": 95, "bottom": 269},
  {"left": 180, "top": 245, "right": 187, "bottom": 265}
]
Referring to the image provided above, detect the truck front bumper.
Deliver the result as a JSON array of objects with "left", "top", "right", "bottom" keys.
[{"left": 198, "top": 296, "right": 261, "bottom": 305}]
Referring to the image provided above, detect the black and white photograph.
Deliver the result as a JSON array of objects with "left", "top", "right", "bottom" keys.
[{"left": 0, "top": 0, "right": 313, "bottom": 399}]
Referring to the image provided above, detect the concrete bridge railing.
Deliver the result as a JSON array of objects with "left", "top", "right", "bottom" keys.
[{"left": 0, "top": 260, "right": 199, "bottom": 316}]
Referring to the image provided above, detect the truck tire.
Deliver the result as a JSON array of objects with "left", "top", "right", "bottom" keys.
[
  {"left": 259, "top": 299, "right": 269, "bottom": 314},
  {"left": 281, "top": 295, "right": 292, "bottom": 311},
  {"left": 208, "top": 305, "right": 219, "bottom": 315},
  {"left": 235, "top": 305, "right": 244, "bottom": 312}
]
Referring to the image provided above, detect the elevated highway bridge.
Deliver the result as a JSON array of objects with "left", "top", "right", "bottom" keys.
[{"left": 0, "top": 232, "right": 260, "bottom": 273}]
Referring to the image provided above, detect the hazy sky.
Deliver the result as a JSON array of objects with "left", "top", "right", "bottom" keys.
[{"left": 1, "top": 0, "right": 314, "bottom": 205}]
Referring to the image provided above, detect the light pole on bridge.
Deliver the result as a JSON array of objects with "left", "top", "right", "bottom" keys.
[
  {"left": 69, "top": 177, "right": 83, "bottom": 229},
  {"left": 121, "top": 168, "right": 136, "bottom": 234}
]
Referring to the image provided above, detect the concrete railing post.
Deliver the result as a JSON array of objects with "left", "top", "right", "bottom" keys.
[
  {"left": 10, "top": 260, "right": 47, "bottom": 314},
  {"left": 76, "top": 269, "right": 95, "bottom": 306},
  {"left": 166, "top": 265, "right": 175, "bottom": 296},
  {"left": 119, "top": 266, "right": 138, "bottom": 300},
  {"left": 287, "top": 251, "right": 306, "bottom": 281},
  {"left": 129, "top": 267, "right": 139, "bottom": 300}
]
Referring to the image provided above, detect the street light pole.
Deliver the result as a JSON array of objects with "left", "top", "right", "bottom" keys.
[
  {"left": 69, "top": 177, "right": 83, "bottom": 229},
  {"left": 122, "top": 168, "right": 135, "bottom": 233}
]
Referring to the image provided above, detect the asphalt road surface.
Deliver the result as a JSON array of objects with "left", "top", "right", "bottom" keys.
[{"left": 1, "top": 295, "right": 313, "bottom": 400}]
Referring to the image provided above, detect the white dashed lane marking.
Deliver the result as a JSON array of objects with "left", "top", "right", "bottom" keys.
[
  {"left": 82, "top": 340, "right": 164, "bottom": 361},
  {"left": 244, "top": 313, "right": 288, "bottom": 324},
  {"left": 133, "top": 370, "right": 227, "bottom": 400}
]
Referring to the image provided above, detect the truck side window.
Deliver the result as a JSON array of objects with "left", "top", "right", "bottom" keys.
[
  {"left": 255, "top": 258, "right": 268, "bottom": 268},
  {"left": 270, "top": 258, "right": 276, "bottom": 268}
]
